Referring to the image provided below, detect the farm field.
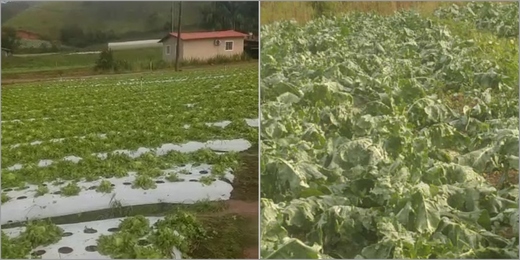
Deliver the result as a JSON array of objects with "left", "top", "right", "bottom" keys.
[
  {"left": 261, "top": 2, "right": 518, "bottom": 259},
  {"left": 1, "top": 64, "right": 259, "bottom": 259}
]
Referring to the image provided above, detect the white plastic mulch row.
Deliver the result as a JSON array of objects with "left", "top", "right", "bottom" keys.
[
  {"left": 5, "top": 72, "right": 246, "bottom": 89},
  {"left": 1, "top": 163, "right": 234, "bottom": 225},
  {"left": 2, "top": 138, "right": 254, "bottom": 224},
  {"left": 3, "top": 217, "right": 183, "bottom": 259},
  {"left": 114, "top": 73, "right": 242, "bottom": 86},
  {"left": 7, "top": 138, "right": 253, "bottom": 171},
  {"left": 6, "top": 118, "right": 258, "bottom": 148}
]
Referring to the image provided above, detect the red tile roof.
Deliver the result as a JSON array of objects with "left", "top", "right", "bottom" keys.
[{"left": 158, "top": 30, "right": 247, "bottom": 42}]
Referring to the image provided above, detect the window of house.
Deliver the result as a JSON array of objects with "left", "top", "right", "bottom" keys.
[
  {"left": 165, "top": 45, "right": 171, "bottom": 55},
  {"left": 225, "top": 41, "right": 233, "bottom": 51}
]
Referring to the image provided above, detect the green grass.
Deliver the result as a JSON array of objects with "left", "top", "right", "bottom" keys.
[
  {"left": 1, "top": 49, "right": 252, "bottom": 78},
  {"left": 1, "top": 47, "right": 161, "bottom": 74},
  {"left": 3, "top": 1, "right": 208, "bottom": 40}
]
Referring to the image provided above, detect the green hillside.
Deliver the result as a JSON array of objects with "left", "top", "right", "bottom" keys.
[
  {"left": 2, "top": 1, "right": 211, "bottom": 40},
  {"left": 0, "top": 1, "right": 39, "bottom": 23}
]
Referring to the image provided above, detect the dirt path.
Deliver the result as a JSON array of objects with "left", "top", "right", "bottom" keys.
[
  {"left": 235, "top": 201, "right": 259, "bottom": 260},
  {"left": 199, "top": 200, "right": 258, "bottom": 218},
  {"left": 197, "top": 200, "right": 259, "bottom": 259},
  {"left": 195, "top": 147, "right": 259, "bottom": 259},
  {"left": 230, "top": 149, "right": 259, "bottom": 259}
]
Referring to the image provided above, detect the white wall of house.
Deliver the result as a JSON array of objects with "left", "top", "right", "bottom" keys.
[
  {"left": 162, "top": 37, "right": 182, "bottom": 62},
  {"left": 161, "top": 36, "right": 244, "bottom": 62}
]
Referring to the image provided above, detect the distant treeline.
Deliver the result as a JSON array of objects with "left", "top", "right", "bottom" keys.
[{"left": 63, "top": 2, "right": 258, "bottom": 48}]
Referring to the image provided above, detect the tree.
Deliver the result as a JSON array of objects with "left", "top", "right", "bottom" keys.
[
  {"left": 1, "top": 26, "right": 20, "bottom": 51},
  {"left": 146, "top": 12, "right": 160, "bottom": 31},
  {"left": 199, "top": 2, "right": 258, "bottom": 35},
  {"left": 60, "top": 25, "right": 86, "bottom": 47},
  {"left": 94, "top": 48, "right": 115, "bottom": 71},
  {"left": 309, "top": 2, "right": 334, "bottom": 18}
]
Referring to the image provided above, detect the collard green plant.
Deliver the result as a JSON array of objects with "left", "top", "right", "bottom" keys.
[{"left": 261, "top": 4, "right": 518, "bottom": 259}]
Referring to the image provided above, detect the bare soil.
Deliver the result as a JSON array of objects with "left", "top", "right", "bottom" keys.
[
  {"left": 228, "top": 148, "right": 259, "bottom": 259},
  {"left": 199, "top": 200, "right": 258, "bottom": 218},
  {"left": 485, "top": 169, "right": 519, "bottom": 188}
]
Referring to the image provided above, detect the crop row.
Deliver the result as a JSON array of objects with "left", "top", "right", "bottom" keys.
[
  {"left": 2, "top": 82, "right": 256, "bottom": 119},
  {"left": 7, "top": 118, "right": 257, "bottom": 148},
  {"left": 1, "top": 73, "right": 257, "bottom": 118},
  {"left": 2, "top": 137, "right": 246, "bottom": 188},
  {"left": 2, "top": 88, "right": 252, "bottom": 119},
  {"left": 2, "top": 102, "right": 257, "bottom": 143},
  {"left": 3, "top": 120, "right": 257, "bottom": 167},
  {"left": 2, "top": 164, "right": 236, "bottom": 224},
  {"left": 2, "top": 213, "right": 206, "bottom": 259},
  {"left": 3, "top": 66, "right": 256, "bottom": 91}
]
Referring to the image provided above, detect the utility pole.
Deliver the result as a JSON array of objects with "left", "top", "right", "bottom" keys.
[
  {"left": 170, "top": 2, "right": 174, "bottom": 32},
  {"left": 174, "top": 1, "right": 182, "bottom": 71}
]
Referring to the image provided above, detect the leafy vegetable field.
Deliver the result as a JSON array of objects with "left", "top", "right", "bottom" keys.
[
  {"left": 1, "top": 64, "right": 259, "bottom": 258},
  {"left": 261, "top": 2, "right": 518, "bottom": 259}
]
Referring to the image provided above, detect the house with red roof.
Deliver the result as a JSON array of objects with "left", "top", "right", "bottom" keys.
[
  {"left": 16, "top": 29, "right": 40, "bottom": 40},
  {"left": 158, "top": 30, "right": 248, "bottom": 62}
]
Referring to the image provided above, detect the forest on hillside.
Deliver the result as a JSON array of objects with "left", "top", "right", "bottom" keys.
[{"left": 1, "top": 1, "right": 258, "bottom": 50}]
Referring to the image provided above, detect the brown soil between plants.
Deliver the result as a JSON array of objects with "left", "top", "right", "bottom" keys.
[
  {"left": 199, "top": 200, "right": 258, "bottom": 218},
  {"left": 483, "top": 169, "right": 518, "bottom": 240},
  {"left": 485, "top": 169, "right": 519, "bottom": 188},
  {"left": 195, "top": 147, "right": 259, "bottom": 259}
]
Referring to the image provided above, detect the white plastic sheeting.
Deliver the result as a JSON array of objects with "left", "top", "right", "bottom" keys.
[
  {"left": 107, "top": 40, "right": 161, "bottom": 50},
  {"left": 1, "top": 164, "right": 233, "bottom": 225},
  {"left": 7, "top": 138, "right": 253, "bottom": 171}
]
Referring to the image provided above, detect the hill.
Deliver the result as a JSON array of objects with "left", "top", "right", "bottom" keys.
[
  {"left": 2, "top": 1, "right": 258, "bottom": 43},
  {"left": 0, "top": 1, "right": 39, "bottom": 23}
]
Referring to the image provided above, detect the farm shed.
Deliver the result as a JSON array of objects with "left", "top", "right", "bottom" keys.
[
  {"left": 158, "top": 30, "right": 247, "bottom": 62},
  {"left": 244, "top": 34, "right": 258, "bottom": 59},
  {"left": 107, "top": 39, "right": 162, "bottom": 50}
]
